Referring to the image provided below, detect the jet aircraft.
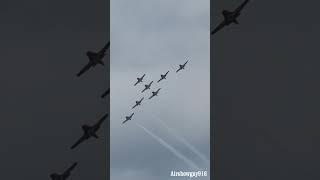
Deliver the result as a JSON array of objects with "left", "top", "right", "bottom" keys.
[
  {"left": 176, "top": 61, "right": 188, "bottom": 73},
  {"left": 141, "top": 81, "right": 153, "bottom": 93},
  {"left": 70, "top": 113, "right": 108, "bottom": 149},
  {"left": 157, "top": 71, "right": 169, "bottom": 83},
  {"left": 132, "top": 97, "right": 144, "bottom": 109},
  {"left": 134, "top": 74, "right": 146, "bottom": 86},
  {"left": 122, "top": 113, "right": 134, "bottom": 124},
  {"left": 77, "top": 41, "right": 110, "bottom": 77},
  {"left": 50, "top": 162, "right": 78, "bottom": 180},
  {"left": 148, "top": 88, "right": 161, "bottom": 99},
  {"left": 211, "top": 0, "right": 250, "bottom": 35}
]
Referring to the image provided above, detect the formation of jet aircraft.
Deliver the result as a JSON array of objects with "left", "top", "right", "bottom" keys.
[
  {"left": 132, "top": 97, "right": 144, "bottom": 109},
  {"left": 176, "top": 61, "right": 188, "bottom": 73},
  {"left": 134, "top": 74, "right": 146, "bottom": 86},
  {"left": 157, "top": 71, "right": 169, "bottom": 83},
  {"left": 124, "top": 59, "right": 190, "bottom": 125},
  {"left": 71, "top": 113, "right": 108, "bottom": 150},
  {"left": 77, "top": 42, "right": 110, "bottom": 77},
  {"left": 149, "top": 88, "right": 161, "bottom": 99},
  {"left": 50, "top": 162, "right": 78, "bottom": 180},
  {"left": 56, "top": 41, "right": 109, "bottom": 178},
  {"left": 122, "top": 113, "right": 134, "bottom": 124},
  {"left": 141, "top": 81, "right": 153, "bottom": 93},
  {"left": 211, "top": 0, "right": 250, "bottom": 35}
]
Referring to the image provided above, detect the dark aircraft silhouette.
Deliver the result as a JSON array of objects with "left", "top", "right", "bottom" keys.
[
  {"left": 211, "top": 0, "right": 250, "bottom": 35},
  {"left": 101, "top": 88, "right": 110, "bottom": 98},
  {"left": 149, "top": 88, "right": 161, "bottom": 99},
  {"left": 134, "top": 74, "right": 146, "bottom": 86},
  {"left": 122, "top": 113, "right": 134, "bottom": 124},
  {"left": 77, "top": 41, "right": 110, "bottom": 77},
  {"left": 132, "top": 97, "right": 144, "bottom": 109},
  {"left": 50, "top": 162, "right": 78, "bottom": 180},
  {"left": 70, "top": 113, "right": 108, "bottom": 149},
  {"left": 157, "top": 71, "right": 169, "bottom": 83},
  {"left": 176, "top": 61, "right": 188, "bottom": 73},
  {"left": 141, "top": 81, "right": 153, "bottom": 93}
]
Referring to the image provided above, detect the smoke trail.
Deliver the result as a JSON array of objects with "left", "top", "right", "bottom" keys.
[
  {"left": 136, "top": 123, "right": 200, "bottom": 170},
  {"left": 154, "top": 116, "right": 210, "bottom": 165}
]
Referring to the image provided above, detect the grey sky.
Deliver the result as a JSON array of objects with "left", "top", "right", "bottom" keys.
[{"left": 111, "top": 0, "right": 210, "bottom": 179}]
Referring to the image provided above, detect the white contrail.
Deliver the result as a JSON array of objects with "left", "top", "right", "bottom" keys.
[
  {"left": 154, "top": 116, "right": 210, "bottom": 165},
  {"left": 136, "top": 123, "right": 200, "bottom": 170}
]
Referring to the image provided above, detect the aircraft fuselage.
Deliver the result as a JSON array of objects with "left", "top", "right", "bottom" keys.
[
  {"left": 87, "top": 52, "right": 104, "bottom": 65},
  {"left": 223, "top": 10, "right": 240, "bottom": 25}
]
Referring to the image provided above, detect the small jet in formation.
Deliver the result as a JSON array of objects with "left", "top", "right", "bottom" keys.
[
  {"left": 149, "top": 88, "right": 161, "bottom": 99},
  {"left": 122, "top": 113, "right": 134, "bottom": 124},
  {"left": 101, "top": 88, "right": 110, "bottom": 98},
  {"left": 132, "top": 97, "right": 144, "bottom": 109},
  {"left": 70, "top": 113, "right": 108, "bottom": 149},
  {"left": 211, "top": 0, "right": 250, "bottom": 35},
  {"left": 176, "top": 61, "right": 188, "bottom": 73},
  {"left": 141, "top": 81, "right": 153, "bottom": 93},
  {"left": 134, "top": 74, "right": 146, "bottom": 86},
  {"left": 157, "top": 71, "right": 169, "bottom": 83},
  {"left": 50, "top": 162, "right": 78, "bottom": 180},
  {"left": 77, "top": 41, "right": 110, "bottom": 77}
]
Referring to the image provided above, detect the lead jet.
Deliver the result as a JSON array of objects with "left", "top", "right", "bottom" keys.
[
  {"left": 101, "top": 88, "right": 110, "bottom": 98},
  {"left": 134, "top": 74, "right": 146, "bottom": 86},
  {"left": 76, "top": 41, "right": 110, "bottom": 77},
  {"left": 157, "top": 71, "right": 169, "bottom": 83},
  {"left": 148, "top": 88, "right": 161, "bottom": 99},
  {"left": 122, "top": 113, "right": 134, "bottom": 124},
  {"left": 70, "top": 113, "right": 108, "bottom": 149},
  {"left": 211, "top": 0, "right": 250, "bottom": 35},
  {"left": 141, "top": 81, "right": 153, "bottom": 93},
  {"left": 176, "top": 61, "right": 188, "bottom": 73},
  {"left": 50, "top": 162, "right": 78, "bottom": 180},
  {"left": 132, "top": 97, "right": 144, "bottom": 109}
]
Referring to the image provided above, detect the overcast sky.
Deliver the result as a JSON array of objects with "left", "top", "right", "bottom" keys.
[{"left": 110, "top": 0, "right": 210, "bottom": 179}]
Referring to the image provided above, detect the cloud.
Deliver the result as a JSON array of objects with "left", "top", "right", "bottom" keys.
[{"left": 110, "top": 0, "right": 210, "bottom": 179}]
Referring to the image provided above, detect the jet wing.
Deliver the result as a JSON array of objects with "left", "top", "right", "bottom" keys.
[
  {"left": 101, "top": 89, "right": 110, "bottom": 98},
  {"left": 70, "top": 134, "right": 88, "bottom": 149},
  {"left": 211, "top": 20, "right": 227, "bottom": 35},
  {"left": 149, "top": 94, "right": 154, "bottom": 99},
  {"left": 64, "top": 162, "right": 78, "bottom": 175},
  {"left": 99, "top": 41, "right": 110, "bottom": 54},
  {"left": 132, "top": 104, "right": 137, "bottom": 109},
  {"left": 122, "top": 119, "right": 129, "bottom": 124},
  {"left": 234, "top": 0, "right": 249, "bottom": 14},
  {"left": 134, "top": 81, "right": 139, "bottom": 86},
  {"left": 77, "top": 63, "right": 92, "bottom": 77},
  {"left": 94, "top": 113, "right": 108, "bottom": 130}
]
